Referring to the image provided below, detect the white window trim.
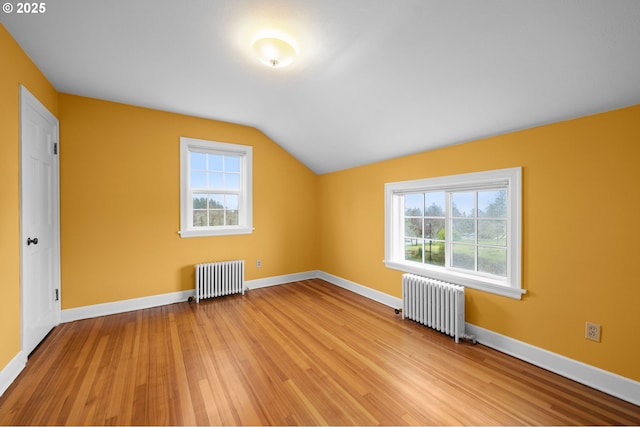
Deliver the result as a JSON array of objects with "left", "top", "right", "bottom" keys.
[
  {"left": 384, "top": 167, "right": 524, "bottom": 299},
  {"left": 179, "top": 137, "right": 253, "bottom": 238}
]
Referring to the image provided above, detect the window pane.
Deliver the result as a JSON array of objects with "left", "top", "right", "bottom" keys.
[
  {"left": 226, "top": 210, "right": 239, "bottom": 226},
  {"left": 479, "top": 190, "right": 507, "bottom": 218},
  {"left": 225, "top": 156, "right": 240, "bottom": 173},
  {"left": 452, "top": 192, "right": 475, "bottom": 217},
  {"left": 424, "top": 240, "right": 445, "bottom": 267},
  {"left": 193, "top": 194, "right": 208, "bottom": 209},
  {"left": 190, "top": 152, "right": 206, "bottom": 170},
  {"left": 405, "top": 218, "right": 422, "bottom": 238},
  {"left": 452, "top": 244, "right": 475, "bottom": 270},
  {"left": 478, "top": 219, "right": 507, "bottom": 246},
  {"left": 452, "top": 219, "right": 475, "bottom": 243},
  {"left": 209, "top": 194, "right": 224, "bottom": 209},
  {"left": 404, "top": 193, "right": 423, "bottom": 216},
  {"left": 208, "top": 154, "right": 223, "bottom": 171},
  {"left": 424, "top": 218, "right": 445, "bottom": 239},
  {"left": 404, "top": 238, "right": 423, "bottom": 262},
  {"left": 225, "top": 172, "right": 240, "bottom": 190},
  {"left": 191, "top": 171, "right": 206, "bottom": 188},
  {"left": 478, "top": 247, "right": 507, "bottom": 276},
  {"left": 193, "top": 210, "right": 207, "bottom": 227},
  {"left": 225, "top": 194, "right": 239, "bottom": 210},
  {"left": 424, "top": 192, "right": 445, "bottom": 216},
  {"left": 209, "top": 210, "right": 224, "bottom": 226},
  {"left": 208, "top": 172, "right": 223, "bottom": 189}
]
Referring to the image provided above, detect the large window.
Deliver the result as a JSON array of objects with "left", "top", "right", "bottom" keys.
[
  {"left": 384, "top": 167, "right": 523, "bottom": 299},
  {"left": 179, "top": 137, "right": 252, "bottom": 238}
]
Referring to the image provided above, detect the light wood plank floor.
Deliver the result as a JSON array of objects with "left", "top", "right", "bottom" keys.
[{"left": 1, "top": 279, "right": 638, "bottom": 425}]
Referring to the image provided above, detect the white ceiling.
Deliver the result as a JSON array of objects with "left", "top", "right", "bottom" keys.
[{"left": 3, "top": 0, "right": 640, "bottom": 174}]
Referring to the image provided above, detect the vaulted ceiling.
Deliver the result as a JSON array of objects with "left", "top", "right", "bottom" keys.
[{"left": 3, "top": 0, "right": 640, "bottom": 174}]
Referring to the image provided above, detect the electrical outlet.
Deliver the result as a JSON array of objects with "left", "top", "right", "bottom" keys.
[
  {"left": 256, "top": 259, "right": 262, "bottom": 268},
  {"left": 585, "top": 322, "right": 601, "bottom": 342}
]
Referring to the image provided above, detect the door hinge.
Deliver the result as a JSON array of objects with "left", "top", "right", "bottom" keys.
[
  {"left": 55, "top": 288, "right": 59, "bottom": 301},
  {"left": 53, "top": 142, "right": 58, "bottom": 155}
]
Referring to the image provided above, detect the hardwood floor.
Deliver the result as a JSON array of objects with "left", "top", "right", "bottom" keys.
[{"left": 1, "top": 279, "right": 638, "bottom": 425}]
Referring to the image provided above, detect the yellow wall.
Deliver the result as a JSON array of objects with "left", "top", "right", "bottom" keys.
[
  {"left": 0, "top": 24, "right": 58, "bottom": 369},
  {"left": 58, "top": 94, "right": 318, "bottom": 309},
  {"left": 318, "top": 105, "right": 640, "bottom": 381}
]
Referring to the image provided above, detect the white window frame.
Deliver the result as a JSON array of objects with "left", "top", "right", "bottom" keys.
[
  {"left": 179, "top": 137, "right": 253, "bottom": 238},
  {"left": 384, "top": 167, "right": 524, "bottom": 299}
]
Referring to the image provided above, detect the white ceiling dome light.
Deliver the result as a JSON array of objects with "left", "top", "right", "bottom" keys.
[{"left": 251, "top": 35, "right": 297, "bottom": 68}]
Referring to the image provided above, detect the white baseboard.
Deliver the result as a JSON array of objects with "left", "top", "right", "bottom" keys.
[
  {"left": 465, "top": 323, "right": 640, "bottom": 406},
  {"left": 61, "top": 289, "right": 195, "bottom": 323},
  {"left": 0, "top": 351, "right": 26, "bottom": 398},
  {"left": 53, "top": 270, "right": 640, "bottom": 407},
  {"left": 247, "top": 270, "right": 318, "bottom": 290},
  {"left": 59, "top": 271, "right": 321, "bottom": 323},
  {"left": 317, "top": 271, "right": 403, "bottom": 309}
]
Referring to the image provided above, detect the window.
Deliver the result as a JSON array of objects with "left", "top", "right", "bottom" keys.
[
  {"left": 179, "top": 137, "right": 252, "bottom": 237},
  {"left": 384, "top": 167, "right": 524, "bottom": 299}
]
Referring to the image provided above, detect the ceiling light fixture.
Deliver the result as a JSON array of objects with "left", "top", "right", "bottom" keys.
[{"left": 252, "top": 37, "right": 297, "bottom": 68}]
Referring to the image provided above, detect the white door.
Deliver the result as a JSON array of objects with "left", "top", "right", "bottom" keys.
[{"left": 20, "top": 85, "right": 60, "bottom": 356}]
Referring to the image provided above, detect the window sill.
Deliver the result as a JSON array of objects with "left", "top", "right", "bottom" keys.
[
  {"left": 384, "top": 259, "right": 525, "bottom": 300},
  {"left": 179, "top": 226, "right": 253, "bottom": 238}
]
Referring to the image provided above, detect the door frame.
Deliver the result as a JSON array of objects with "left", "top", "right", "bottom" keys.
[{"left": 19, "top": 85, "right": 61, "bottom": 355}]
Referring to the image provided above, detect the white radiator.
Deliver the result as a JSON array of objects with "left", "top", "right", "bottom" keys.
[
  {"left": 401, "top": 273, "right": 473, "bottom": 343},
  {"left": 195, "top": 260, "right": 245, "bottom": 302}
]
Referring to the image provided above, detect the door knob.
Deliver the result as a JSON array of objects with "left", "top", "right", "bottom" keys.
[{"left": 27, "top": 237, "right": 38, "bottom": 246}]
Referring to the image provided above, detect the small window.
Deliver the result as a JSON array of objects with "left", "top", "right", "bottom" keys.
[
  {"left": 384, "top": 167, "right": 523, "bottom": 299},
  {"left": 179, "top": 137, "right": 252, "bottom": 238}
]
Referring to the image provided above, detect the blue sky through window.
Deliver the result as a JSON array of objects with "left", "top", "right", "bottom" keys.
[{"left": 190, "top": 152, "right": 241, "bottom": 190}]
